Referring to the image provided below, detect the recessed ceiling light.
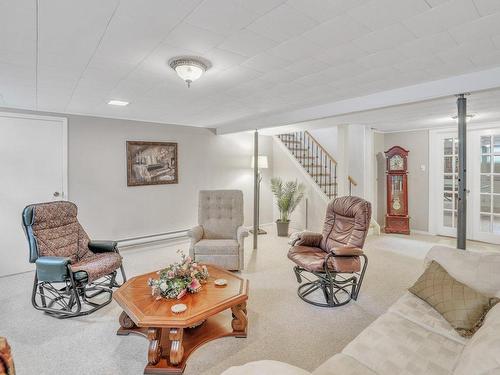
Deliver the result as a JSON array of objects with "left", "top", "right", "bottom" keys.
[
  {"left": 168, "top": 56, "right": 211, "bottom": 88},
  {"left": 108, "top": 100, "right": 129, "bottom": 106}
]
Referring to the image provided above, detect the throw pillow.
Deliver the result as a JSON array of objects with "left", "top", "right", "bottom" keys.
[{"left": 409, "top": 260, "right": 499, "bottom": 337}]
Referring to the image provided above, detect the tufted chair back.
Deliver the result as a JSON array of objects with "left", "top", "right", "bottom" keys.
[
  {"left": 22, "top": 201, "right": 92, "bottom": 264},
  {"left": 320, "top": 196, "right": 371, "bottom": 252},
  {"left": 198, "top": 190, "right": 244, "bottom": 240}
]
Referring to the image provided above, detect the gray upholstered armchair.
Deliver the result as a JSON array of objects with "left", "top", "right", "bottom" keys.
[{"left": 188, "top": 190, "right": 248, "bottom": 271}]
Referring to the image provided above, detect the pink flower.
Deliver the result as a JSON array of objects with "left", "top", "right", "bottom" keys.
[
  {"left": 186, "top": 256, "right": 192, "bottom": 263},
  {"left": 189, "top": 278, "right": 201, "bottom": 291},
  {"left": 167, "top": 271, "right": 175, "bottom": 279},
  {"left": 177, "top": 289, "right": 187, "bottom": 299}
]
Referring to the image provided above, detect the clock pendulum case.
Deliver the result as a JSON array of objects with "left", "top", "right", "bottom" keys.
[{"left": 384, "top": 146, "right": 410, "bottom": 234}]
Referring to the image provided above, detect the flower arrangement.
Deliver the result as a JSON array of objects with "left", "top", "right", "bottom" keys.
[{"left": 148, "top": 250, "right": 209, "bottom": 300}]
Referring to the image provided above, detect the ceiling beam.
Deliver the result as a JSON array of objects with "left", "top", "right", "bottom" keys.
[{"left": 216, "top": 66, "right": 500, "bottom": 134}]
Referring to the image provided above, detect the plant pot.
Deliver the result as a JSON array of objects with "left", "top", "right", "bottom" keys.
[{"left": 276, "top": 220, "right": 290, "bottom": 237}]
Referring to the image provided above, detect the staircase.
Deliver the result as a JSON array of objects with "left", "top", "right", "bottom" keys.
[{"left": 277, "top": 131, "right": 338, "bottom": 200}]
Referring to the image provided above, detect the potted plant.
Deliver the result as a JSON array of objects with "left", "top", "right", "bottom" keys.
[{"left": 270, "top": 177, "right": 305, "bottom": 237}]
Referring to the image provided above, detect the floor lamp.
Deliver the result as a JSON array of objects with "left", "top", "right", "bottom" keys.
[{"left": 251, "top": 155, "right": 268, "bottom": 235}]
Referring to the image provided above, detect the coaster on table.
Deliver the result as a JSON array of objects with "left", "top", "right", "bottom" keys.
[
  {"left": 214, "top": 278, "right": 227, "bottom": 286},
  {"left": 171, "top": 303, "right": 187, "bottom": 314}
]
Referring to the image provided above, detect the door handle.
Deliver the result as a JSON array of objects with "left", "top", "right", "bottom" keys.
[{"left": 53, "top": 191, "right": 60, "bottom": 197}]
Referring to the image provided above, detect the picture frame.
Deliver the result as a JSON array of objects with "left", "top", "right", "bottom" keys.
[{"left": 126, "top": 141, "right": 178, "bottom": 186}]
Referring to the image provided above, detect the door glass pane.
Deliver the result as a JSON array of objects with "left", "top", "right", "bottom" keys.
[
  {"left": 494, "top": 216, "right": 500, "bottom": 234},
  {"left": 495, "top": 156, "right": 500, "bottom": 173},
  {"left": 494, "top": 196, "right": 500, "bottom": 214},
  {"left": 454, "top": 175, "right": 459, "bottom": 191},
  {"left": 443, "top": 210, "right": 453, "bottom": 227},
  {"left": 444, "top": 175, "right": 453, "bottom": 191},
  {"left": 494, "top": 175, "right": 500, "bottom": 194},
  {"left": 455, "top": 156, "right": 459, "bottom": 173},
  {"left": 444, "top": 157, "right": 453, "bottom": 173},
  {"left": 481, "top": 175, "right": 491, "bottom": 193},
  {"left": 444, "top": 138, "right": 453, "bottom": 155},
  {"left": 481, "top": 194, "right": 491, "bottom": 213},
  {"left": 444, "top": 193, "right": 453, "bottom": 209},
  {"left": 481, "top": 156, "right": 491, "bottom": 173},
  {"left": 494, "top": 136, "right": 500, "bottom": 154},
  {"left": 481, "top": 136, "right": 491, "bottom": 154},
  {"left": 481, "top": 214, "right": 491, "bottom": 232},
  {"left": 454, "top": 139, "right": 459, "bottom": 155}
]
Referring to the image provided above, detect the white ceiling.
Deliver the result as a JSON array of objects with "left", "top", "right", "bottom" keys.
[
  {"left": 1, "top": 0, "right": 500, "bottom": 132},
  {"left": 260, "top": 87, "right": 500, "bottom": 134}
]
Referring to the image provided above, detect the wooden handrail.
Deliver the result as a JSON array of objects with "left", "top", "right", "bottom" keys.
[
  {"left": 348, "top": 175, "right": 358, "bottom": 186},
  {"left": 304, "top": 131, "right": 337, "bottom": 165}
]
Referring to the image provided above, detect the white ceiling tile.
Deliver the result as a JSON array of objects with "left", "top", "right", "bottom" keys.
[
  {"left": 303, "top": 14, "right": 371, "bottom": 47},
  {"left": 356, "top": 49, "right": 405, "bottom": 69},
  {"left": 315, "top": 43, "right": 367, "bottom": 65},
  {"left": 469, "top": 49, "right": 500, "bottom": 68},
  {"left": 448, "top": 12, "right": 500, "bottom": 44},
  {"left": 0, "top": 0, "right": 35, "bottom": 53},
  {"left": 492, "top": 33, "right": 500, "bottom": 49},
  {"left": 396, "top": 31, "right": 457, "bottom": 59},
  {"left": 473, "top": 0, "right": 500, "bottom": 16},
  {"left": 268, "top": 36, "right": 325, "bottom": 61},
  {"left": 218, "top": 29, "right": 278, "bottom": 57},
  {"left": 258, "top": 68, "right": 300, "bottom": 83},
  {"left": 425, "top": 0, "right": 452, "bottom": 6},
  {"left": 163, "top": 22, "right": 226, "bottom": 55},
  {"left": 235, "top": 0, "right": 286, "bottom": 16},
  {"left": 284, "top": 58, "right": 329, "bottom": 76},
  {"left": 347, "top": 0, "right": 430, "bottom": 31},
  {"left": 437, "top": 38, "right": 495, "bottom": 63},
  {"left": 185, "top": 0, "right": 258, "bottom": 35},
  {"left": 393, "top": 54, "right": 445, "bottom": 72},
  {"left": 354, "top": 23, "right": 416, "bottom": 53},
  {"left": 202, "top": 48, "right": 248, "bottom": 72},
  {"left": 241, "top": 53, "right": 289, "bottom": 72},
  {"left": 246, "top": 3, "right": 318, "bottom": 43},
  {"left": 286, "top": 0, "right": 370, "bottom": 23},
  {"left": 402, "top": 0, "right": 480, "bottom": 37}
]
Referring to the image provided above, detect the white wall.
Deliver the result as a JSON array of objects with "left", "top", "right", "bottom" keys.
[
  {"left": 272, "top": 139, "right": 328, "bottom": 232},
  {"left": 0, "top": 107, "right": 273, "bottom": 243}
]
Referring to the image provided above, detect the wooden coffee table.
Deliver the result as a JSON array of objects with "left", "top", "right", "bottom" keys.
[{"left": 113, "top": 265, "right": 249, "bottom": 374}]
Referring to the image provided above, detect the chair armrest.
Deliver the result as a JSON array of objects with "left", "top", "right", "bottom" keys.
[
  {"left": 289, "top": 231, "right": 323, "bottom": 247},
  {"left": 237, "top": 226, "right": 249, "bottom": 241},
  {"left": 35, "top": 256, "right": 71, "bottom": 282},
  {"left": 331, "top": 246, "right": 364, "bottom": 256},
  {"left": 88, "top": 240, "right": 118, "bottom": 253},
  {"left": 187, "top": 225, "right": 204, "bottom": 243}
]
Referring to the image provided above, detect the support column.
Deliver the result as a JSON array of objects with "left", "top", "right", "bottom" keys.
[
  {"left": 253, "top": 130, "right": 259, "bottom": 250},
  {"left": 457, "top": 94, "right": 467, "bottom": 250}
]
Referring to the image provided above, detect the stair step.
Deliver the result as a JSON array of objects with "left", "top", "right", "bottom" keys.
[
  {"left": 290, "top": 148, "right": 308, "bottom": 152},
  {"left": 282, "top": 140, "right": 301, "bottom": 144}
]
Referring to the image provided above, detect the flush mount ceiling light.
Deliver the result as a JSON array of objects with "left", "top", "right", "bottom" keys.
[
  {"left": 108, "top": 99, "right": 129, "bottom": 106},
  {"left": 168, "top": 56, "right": 211, "bottom": 88}
]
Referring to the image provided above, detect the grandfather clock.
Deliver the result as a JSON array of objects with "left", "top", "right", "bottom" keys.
[{"left": 385, "top": 146, "right": 410, "bottom": 234}]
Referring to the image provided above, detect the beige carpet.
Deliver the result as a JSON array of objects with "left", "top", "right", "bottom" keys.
[{"left": 0, "top": 227, "right": 427, "bottom": 375}]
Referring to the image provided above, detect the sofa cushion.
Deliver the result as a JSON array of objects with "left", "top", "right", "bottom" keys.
[
  {"left": 409, "top": 261, "right": 498, "bottom": 337},
  {"left": 221, "top": 360, "right": 311, "bottom": 375},
  {"left": 342, "top": 312, "right": 464, "bottom": 374},
  {"left": 425, "top": 246, "right": 500, "bottom": 298},
  {"left": 313, "top": 354, "right": 377, "bottom": 375},
  {"left": 454, "top": 303, "right": 500, "bottom": 375},
  {"left": 389, "top": 292, "right": 467, "bottom": 344},
  {"left": 193, "top": 239, "right": 239, "bottom": 255}
]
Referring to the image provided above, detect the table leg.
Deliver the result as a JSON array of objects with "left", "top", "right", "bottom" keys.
[
  {"left": 147, "top": 328, "right": 162, "bottom": 365},
  {"left": 169, "top": 328, "right": 184, "bottom": 365},
  {"left": 231, "top": 302, "right": 247, "bottom": 335},
  {"left": 119, "top": 311, "right": 137, "bottom": 329}
]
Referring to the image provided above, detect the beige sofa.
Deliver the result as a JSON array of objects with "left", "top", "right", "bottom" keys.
[{"left": 222, "top": 246, "right": 500, "bottom": 375}]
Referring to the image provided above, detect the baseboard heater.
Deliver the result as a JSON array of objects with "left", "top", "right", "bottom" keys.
[{"left": 117, "top": 229, "right": 189, "bottom": 248}]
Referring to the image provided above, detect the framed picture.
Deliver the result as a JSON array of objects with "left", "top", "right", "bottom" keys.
[{"left": 126, "top": 141, "right": 178, "bottom": 186}]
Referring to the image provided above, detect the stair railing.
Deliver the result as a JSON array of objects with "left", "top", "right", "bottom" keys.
[
  {"left": 277, "top": 131, "right": 338, "bottom": 199},
  {"left": 348, "top": 175, "right": 357, "bottom": 196}
]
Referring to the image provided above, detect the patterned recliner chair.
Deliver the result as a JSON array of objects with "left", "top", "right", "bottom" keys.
[
  {"left": 288, "top": 196, "right": 371, "bottom": 307},
  {"left": 188, "top": 190, "right": 248, "bottom": 271},
  {"left": 22, "top": 201, "right": 126, "bottom": 318}
]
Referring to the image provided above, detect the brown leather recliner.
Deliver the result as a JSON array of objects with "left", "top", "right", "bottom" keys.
[{"left": 288, "top": 196, "right": 371, "bottom": 307}]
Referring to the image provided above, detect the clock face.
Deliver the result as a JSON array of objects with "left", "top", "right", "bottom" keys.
[{"left": 390, "top": 155, "right": 404, "bottom": 171}]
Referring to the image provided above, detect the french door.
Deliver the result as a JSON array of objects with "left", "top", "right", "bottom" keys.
[{"left": 431, "top": 126, "right": 500, "bottom": 244}]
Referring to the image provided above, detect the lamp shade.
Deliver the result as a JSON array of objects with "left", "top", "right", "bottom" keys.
[{"left": 251, "top": 155, "right": 268, "bottom": 169}]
